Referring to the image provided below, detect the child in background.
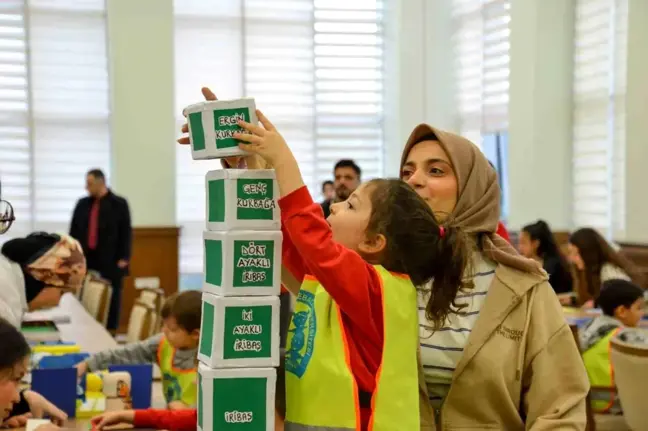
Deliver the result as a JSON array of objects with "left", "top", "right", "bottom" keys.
[
  {"left": 579, "top": 279, "right": 646, "bottom": 413},
  {"left": 0, "top": 317, "right": 67, "bottom": 430},
  {"left": 76, "top": 290, "right": 202, "bottom": 409}
]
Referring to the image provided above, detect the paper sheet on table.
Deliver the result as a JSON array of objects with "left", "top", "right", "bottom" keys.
[{"left": 26, "top": 419, "right": 51, "bottom": 431}]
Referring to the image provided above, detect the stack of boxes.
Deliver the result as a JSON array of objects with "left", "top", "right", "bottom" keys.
[{"left": 186, "top": 99, "right": 281, "bottom": 431}]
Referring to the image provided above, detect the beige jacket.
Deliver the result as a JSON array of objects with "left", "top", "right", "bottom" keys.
[{"left": 419, "top": 263, "right": 590, "bottom": 430}]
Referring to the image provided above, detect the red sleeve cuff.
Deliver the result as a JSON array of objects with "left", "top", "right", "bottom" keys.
[
  {"left": 133, "top": 410, "right": 155, "bottom": 427},
  {"left": 279, "top": 186, "right": 316, "bottom": 220}
]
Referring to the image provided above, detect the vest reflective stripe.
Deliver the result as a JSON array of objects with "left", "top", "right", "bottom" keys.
[
  {"left": 157, "top": 336, "right": 198, "bottom": 406},
  {"left": 285, "top": 266, "right": 419, "bottom": 430},
  {"left": 582, "top": 328, "right": 621, "bottom": 413}
]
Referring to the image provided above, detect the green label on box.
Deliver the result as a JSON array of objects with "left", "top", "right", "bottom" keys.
[
  {"left": 208, "top": 179, "right": 225, "bottom": 223},
  {"left": 200, "top": 301, "right": 215, "bottom": 357},
  {"left": 189, "top": 112, "right": 205, "bottom": 151},
  {"left": 205, "top": 239, "right": 223, "bottom": 286},
  {"left": 222, "top": 305, "right": 272, "bottom": 359},
  {"left": 213, "top": 108, "right": 250, "bottom": 149},
  {"left": 232, "top": 240, "right": 274, "bottom": 288},
  {"left": 236, "top": 178, "right": 275, "bottom": 220},
  {"left": 212, "top": 377, "right": 267, "bottom": 429}
]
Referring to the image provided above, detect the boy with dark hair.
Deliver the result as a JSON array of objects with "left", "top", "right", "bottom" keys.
[
  {"left": 579, "top": 279, "right": 646, "bottom": 413},
  {"left": 76, "top": 290, "right": 202, "bottom": 409}
]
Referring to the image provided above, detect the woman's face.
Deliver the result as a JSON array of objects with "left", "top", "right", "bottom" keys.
[
  {"left": 0, "top": 357, "right": 28, "bottom": 420},
  {"left": 401, "top": 140, "right": 458, "bottom": 222},
  {"left": 518, "top": 231, "right": 539, "bottom": 259},
  {"left": 567, "top": 243, "right": 585, "bottom": 270}
]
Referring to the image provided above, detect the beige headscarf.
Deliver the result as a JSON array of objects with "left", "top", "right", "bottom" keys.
[{"left": 400, "top": 124, "right": 543, "bottom": 275}]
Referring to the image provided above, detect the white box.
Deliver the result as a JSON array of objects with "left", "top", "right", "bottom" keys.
[
  {"left": 198, "top": 293, "right": 280, "bottom": 368},
  {"left": 183, "top": 98, "right": 257, "bottom": 160},
  {"left": 205, "top": 169, "right": 280, "bottom": 231},
  {"left": 198, "top": 364, "right": 276, "bottom": 431},
  {"left": 203, "top": 230, "right": 282, "bottom": 296}
]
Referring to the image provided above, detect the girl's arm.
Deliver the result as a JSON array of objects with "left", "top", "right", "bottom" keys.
[
  {"left": 234, "top": 113, "right": 383, "bottom": 335},
  {"left": 133, "top": 409, "right": 197, "bottom": 431}
]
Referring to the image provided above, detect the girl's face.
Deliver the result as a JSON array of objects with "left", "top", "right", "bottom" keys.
[
  {"left": 0, "top": 357, "right": 28, "bottom": 420},
  {"left": 518, "top": 231, "right": 539, "bottom": 259},
  {"left": 401, "top": 140, "right": 458, "bottom": 222},
  {"left": 328, "top": 183, "right": 381, "bottom": 255},
  {"left": 567, "top": 243, "right": 585, "bottom": 270}
]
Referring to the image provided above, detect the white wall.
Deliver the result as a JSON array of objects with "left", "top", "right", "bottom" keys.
[
  {"left": 624, "top": 0, "right": 648, "bottom": 243},
  {"left": 107, "top": 0, "right": 176, "bottom": 227},
  {"left": 508, "top": 0, "right": 575, "bottom": 231}
]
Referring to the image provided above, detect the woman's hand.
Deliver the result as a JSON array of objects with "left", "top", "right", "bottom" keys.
[
  {"left": 22, "top": 391, "right": 67, "bottom": 426},
  {"left": 177, "top": 86, "right": 267, "bottom": 169},
  {"left": 90, "top": 410, "right": 135, "bottom": 430}
]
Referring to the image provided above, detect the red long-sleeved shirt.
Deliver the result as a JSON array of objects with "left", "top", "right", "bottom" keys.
[
  {"left": 496, "top": 221, "right": 511, "bottom": 243},
  {"left": 134, "top": 409, "right": 197, "bottom": 431},
  {"left": 280, "top": 186, "right": 384, "bottom": 429},
  {"left": 133, "top": 409, "right": 285, "bottom": 430}
]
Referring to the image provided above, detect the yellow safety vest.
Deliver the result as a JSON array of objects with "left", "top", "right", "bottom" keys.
[
  {"left": 285, "top": 265, "right": 420, "bottom": 430},
  {"left": 582, "top": 327, "right": 622, "bottom": 413},
  {"left": 157, "top": 336, "right": 198, "bottom": 407}
]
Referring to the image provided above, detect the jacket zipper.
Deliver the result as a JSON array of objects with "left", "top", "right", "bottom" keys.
[{"left": 434, "top": 408, "right": 441, "bottom": 429}]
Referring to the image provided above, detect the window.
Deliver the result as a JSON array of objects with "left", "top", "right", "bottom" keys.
[
  {"left": 571, "top": 0, "right": 627, "bottom": 238},
  {"left": 174, "top": 0, "right": 386, "bottom": 275},
  {"left": 482, "top": 131, "right": 509, "bottom": 221},
  {"left": 452, "top": 0, "right": 510, "bottom": 147},
  {"left": 0, "top": 0, "right": 110, "bottom": 238}
]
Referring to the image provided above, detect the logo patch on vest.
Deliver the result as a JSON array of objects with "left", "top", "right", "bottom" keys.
[
  {"left": 162, "top": 372, "right": 182, "bottom": 403},
  {"left": 286, "top": 290, "right": 316, "bottom": 378}
]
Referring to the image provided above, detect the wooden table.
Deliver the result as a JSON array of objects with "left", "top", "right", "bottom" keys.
[
  {"left": 23, "top": 293, "right": 118, "bottom": 353},
  {"left": 18, "top": 295, "right": 165, "bottom": 430}
]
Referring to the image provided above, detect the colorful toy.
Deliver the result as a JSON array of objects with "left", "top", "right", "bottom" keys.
[{"left": 76, "top": 371, "right": 132, "bottom": 418}]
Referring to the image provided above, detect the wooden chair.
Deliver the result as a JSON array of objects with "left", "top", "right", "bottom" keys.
[
  {"left": 80, "top": 272, "right": 113, "bottom": 327},
  {"left": 117, "top": 301, "right": 155, "bottom": 345},
  {"left": 137, "top": 287, "right": 164, "bottom": 334},
  {"left": 610, "top": 329, "right": 648, "bottom": 431}
]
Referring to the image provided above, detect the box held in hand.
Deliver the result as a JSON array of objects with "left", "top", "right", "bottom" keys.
[
  {"left": 203, "top": 230, "right": 282, "bottom": 296},
  {"left": 198, "top": 364, "right": 276, "bottom": 431},
  {"left": 205, "top": 169, "right": 280, "bottom": 231},
  {"left": 183, "top": 98, "right": 257, "bottom": 160},
  {"left": 198, "top": 293, "right": 280, "bottom": 368}
]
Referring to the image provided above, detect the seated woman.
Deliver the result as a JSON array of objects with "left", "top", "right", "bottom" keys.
[
  {"left": 567, "top": 227, "right": 644, "bottom": 307},
  {"left": 0, "top": 232, "right": 86, "bottom": 327},
  {"left": 519, "top": 220, "right": 573, "bottom": 295}
]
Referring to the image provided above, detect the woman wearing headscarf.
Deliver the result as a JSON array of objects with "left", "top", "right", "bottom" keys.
[
  {"left": 0, "top": 232, "right": 86, "bottom": 328},
  {"left": 400, "top": 124, "right": 589, "bottom": 429}
]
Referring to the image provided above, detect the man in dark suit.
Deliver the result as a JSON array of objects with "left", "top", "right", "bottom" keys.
[{"left": 69, "top": 169, "right": 132, "bottom": 332}]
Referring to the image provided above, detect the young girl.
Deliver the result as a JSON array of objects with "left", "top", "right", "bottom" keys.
[
  {"left": 232, "top": 112, "right": 470, "bottom": 430},
  {"left": 0, "top": 318, "right": 66, "bottom": 430},
  {"left": 519, "top": 220, "right": 573, "bottom": 295},
  {"left": 568, "top": 227, "right": 644, "bottom": 307}
]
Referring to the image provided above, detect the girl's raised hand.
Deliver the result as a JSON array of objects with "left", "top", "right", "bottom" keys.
[{"left": 234, "top": 110, "right": 293, "bottom": 168}]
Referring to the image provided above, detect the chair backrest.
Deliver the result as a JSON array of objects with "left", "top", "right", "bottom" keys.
[
  {"left": 610, "top": 328, "right": 648, "bottom": 431},
  {"left": 81, "top": 274, "right": 112, "bottom": 327},
  {"left": 137, "top": 287, "right": 164, "bottom": 334},
  {"left": 125, "top": 301, "right": 155, "bottom": 344}
]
